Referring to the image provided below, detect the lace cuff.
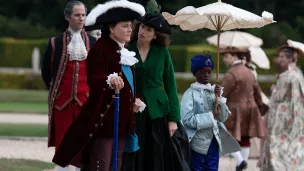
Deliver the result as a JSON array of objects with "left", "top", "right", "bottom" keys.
[
  {"left": 106, "top": 72, "right": 119, "bottom": 89},
  {"left": 139, "top": 100, "right": 146, "bottom": 113}
]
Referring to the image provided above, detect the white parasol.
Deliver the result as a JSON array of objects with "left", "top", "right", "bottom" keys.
[
  {"left": 162, "top": 0, "right": 275, "bottom": 104},
  {"left": 287, "top": 39, "right": 304, "bottom": 56},
  {"left": 207, "top": 31, "right": 263, "bottom": 49},
  {"left": 163, "top": 0, "right": 275, "bottom": 81},
  {"left": 249, "top": 46, "right": 270, "bottom": 69}
]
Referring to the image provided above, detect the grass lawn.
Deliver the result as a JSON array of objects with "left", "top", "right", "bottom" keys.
[
  {"left": 0, "top": 123, "right": 47, "bottom": 137},
  {"left": 0, "top": 158, "right": 54, "bottom": 171},
  {"left": 0, "top": 89, "right": 48, "bottom": 103},
  {"left": 0, "top": 89, "right": 48, "bottom": 114},
  {"left": 0, "top": 102, "right": 47, "bottom": 114}
]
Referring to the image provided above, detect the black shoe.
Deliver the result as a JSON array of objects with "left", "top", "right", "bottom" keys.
[{"left": 236, "top": 161, "right": 248, "bottom": 171}]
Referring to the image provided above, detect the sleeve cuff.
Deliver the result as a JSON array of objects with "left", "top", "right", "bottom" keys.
[{"left": 106, "top": 72, "right": 118, "bottom": 89}]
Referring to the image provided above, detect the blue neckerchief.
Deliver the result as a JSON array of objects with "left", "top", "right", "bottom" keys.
[{"left": 121, "top": 65, "right": 134, "bottom": 97}]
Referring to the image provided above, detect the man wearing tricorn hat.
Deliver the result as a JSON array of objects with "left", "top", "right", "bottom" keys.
[
  {"left": 219, "top": 47, "right": 267, "bottom": 171},
  {"left": 41, "top": 0, "right": 96, "bottom": 170},
  {"left": 52, "top": 1, "right": 146, "bottom": 171}
]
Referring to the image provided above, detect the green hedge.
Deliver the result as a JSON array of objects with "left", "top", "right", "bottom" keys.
[
  {"left": 0, "top": 73, "right": 46, "bottom": 90},
  {"left": 0, "top": 38, "right": 48, "bottom": 68},
  {"left": 169, "top": 45, "right": 304, "bottom": 75},
  {"left": 0, "top": 38, "right": 303, "bottom": 76},
  {"left": 0, "top": 73, "right": 273, "bottom": 98}
]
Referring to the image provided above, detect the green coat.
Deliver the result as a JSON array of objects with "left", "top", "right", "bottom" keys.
[{"left": 127, "top": 41, "right": 181, "bottom": 122}]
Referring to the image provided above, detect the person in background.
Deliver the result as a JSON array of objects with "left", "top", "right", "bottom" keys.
[
  {"left": 41, "top": 0, "right": 96, "bottom": 170},
  {"left": 220, "top": 47, "right": 267, "bottom": 171},
  {"left": 258, "top": 46, "right": 304, "bottom": 170}
]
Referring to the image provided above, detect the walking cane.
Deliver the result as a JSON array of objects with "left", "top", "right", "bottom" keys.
[{"left": 112, "top": 89, "right": 120, "bottom": 171}]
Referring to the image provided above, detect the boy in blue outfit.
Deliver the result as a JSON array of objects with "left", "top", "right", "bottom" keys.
[{"left": 181, "top": 54, "right": 240, "bottom": 171}]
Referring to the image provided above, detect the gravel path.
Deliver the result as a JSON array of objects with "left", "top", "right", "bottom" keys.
[
  {"left": 0, "top": 113, "right": 47, "bottom": 124},
  {"left": 0, "top": 113, "right": 259, "bottom": 171},
  {"left": 0, "top": 138, "right": 259, "bottom": 171}
]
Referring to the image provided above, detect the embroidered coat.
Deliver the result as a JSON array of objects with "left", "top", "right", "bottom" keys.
[
  {"left": 41, "top": 30, "right": 96, "bottom": 147},
  {"left": 181, "top": 83, "right": 240, "bottom": 156}
]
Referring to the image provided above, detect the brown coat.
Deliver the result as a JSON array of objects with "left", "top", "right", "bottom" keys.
[{"left": 221, "top": 63, "right": 267, "bottom": 141}]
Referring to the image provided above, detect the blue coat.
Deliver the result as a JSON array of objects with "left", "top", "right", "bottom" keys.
[{"left": 181, "top": 83, "right": 240, "bottom": 155}]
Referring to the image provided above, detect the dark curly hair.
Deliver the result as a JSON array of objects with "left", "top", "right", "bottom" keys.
[{"left": 129, "top": 22, "right": 170, "bottom": 47}]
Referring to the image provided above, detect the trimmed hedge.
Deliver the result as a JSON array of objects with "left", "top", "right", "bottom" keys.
[
  {"left": 169, "top": 44, "right": 304, "bottom": 75},
  {"left": 0, "top": 73, "right": 274, "bottom": 98},
  {"left": 0, "top": 38, "right": 48, "bottom": 68},
  {"left": 0, "top": 73, "right": 46, "bottom": 90},
  {"left": 0, "top": 38, "right": 303, "bottom": 76}
]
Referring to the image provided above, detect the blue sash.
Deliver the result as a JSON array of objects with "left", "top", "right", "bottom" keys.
[
  {"left": 121, "top": 65, "right": 134, "bottom": 97},
  {"left": 121, "top": 65, "right": 139, "bottom": 152}
]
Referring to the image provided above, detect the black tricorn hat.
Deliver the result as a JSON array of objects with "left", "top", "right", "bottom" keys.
[
  {"left": 141, "top": 13, "right": 171, "bottom": 35},
  {"left": 85, "top": 0, "right": 145, "bottom": 27}
]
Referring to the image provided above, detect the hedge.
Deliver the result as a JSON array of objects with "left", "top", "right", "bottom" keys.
[
  {"left": 0, "top": 73, "right": 46, "bottom": 90},
  {"left": 0, "top": 73, "right": 274, "bottom": 97},
  {"left": 1, "top": 38, "right": 303, "bottom": 76},
  {"left": 0, "top": 38, "right": 48, "bottom": 68}
]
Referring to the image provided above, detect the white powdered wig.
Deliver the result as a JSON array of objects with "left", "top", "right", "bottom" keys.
[{"left": 85, "top": 0, "right": 145, "bottom": 26}]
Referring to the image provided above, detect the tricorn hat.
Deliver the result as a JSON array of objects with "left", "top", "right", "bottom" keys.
[{"left": 85, "top": 0, "right": 145, "bottom": 27}]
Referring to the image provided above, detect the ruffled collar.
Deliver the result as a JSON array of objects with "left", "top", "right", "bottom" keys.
[
  {"left": 67, "top": 27, "right": 88, "bottom": 61},
  {"left": 112, "top": 38, "right": 139, "bottom": 66},
  {"left": 190, "top": 82, "right": 224, "bottom": 97}
]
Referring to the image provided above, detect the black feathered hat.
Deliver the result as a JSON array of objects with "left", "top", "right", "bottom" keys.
[
  {"left": 141, "top": 13, "right": 171, "bottom": 35},
  {"left": 140, "top": 0, "right": 171, "bottom": 35}
]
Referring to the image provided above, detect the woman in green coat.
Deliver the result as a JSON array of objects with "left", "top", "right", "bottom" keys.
[{"left": 124, "top": 12, "right": 190, "bottom": 171}]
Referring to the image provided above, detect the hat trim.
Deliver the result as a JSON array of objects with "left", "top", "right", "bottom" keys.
[{"left": 85, "top": 0, "right": 145, "bottom": 26}]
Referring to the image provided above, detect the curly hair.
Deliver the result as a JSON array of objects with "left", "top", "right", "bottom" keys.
[{"left": 129, "top": 22, "right": 170, "bottom": 47}]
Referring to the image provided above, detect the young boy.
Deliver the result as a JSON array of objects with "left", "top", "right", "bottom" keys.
[{"left": 181, "top": 54, "right": 240, "bottom": 171}]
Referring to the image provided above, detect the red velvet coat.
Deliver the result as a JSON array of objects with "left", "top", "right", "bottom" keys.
[
  {"left": 41, "top": 30, "right": 96, "bottom": 147},
  {"left": 52, "top": 36, "right": 136, "bottom": 167}
]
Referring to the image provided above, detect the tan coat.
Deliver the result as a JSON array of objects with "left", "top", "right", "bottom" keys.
[{"left": 221, "top": 63, "right": 267, "bottom": 141}]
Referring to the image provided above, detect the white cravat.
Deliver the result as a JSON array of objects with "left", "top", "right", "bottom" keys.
[
  {"left": 113, "top": 39, "right": 139, "bottom": 66},
  {"left": 67, "top": 27, "right": 88, "bottom": 61}
]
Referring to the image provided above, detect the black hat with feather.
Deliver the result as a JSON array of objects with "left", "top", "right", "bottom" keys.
[{"left": 140, "top": 0, "right": 171, "bottom": 35}]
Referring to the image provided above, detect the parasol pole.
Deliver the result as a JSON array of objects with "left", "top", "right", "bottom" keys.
[{"left": 215, "top": 15, "right": 221, "bottom": 108}]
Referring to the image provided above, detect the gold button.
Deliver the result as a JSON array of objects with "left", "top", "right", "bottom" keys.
[
  {"left": 112, "top": 95, "right": 115, "bottom": 98},
  {"left": 89, "top": 133, "right": 92, "bottom": 137},
  {"left": 107, "top": 105, "right": 110, "bottom": 108},
  {"left": 100, "top": 114, "right": 104, "bottom": 117}
]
